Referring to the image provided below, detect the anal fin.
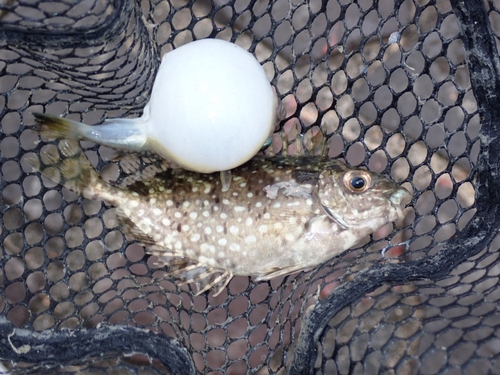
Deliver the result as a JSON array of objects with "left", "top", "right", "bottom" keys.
[{"left": 150, "top": 251, "right": 232, "bottom": 296}]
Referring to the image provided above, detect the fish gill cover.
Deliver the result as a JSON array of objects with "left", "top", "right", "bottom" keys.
[{"left": 0, "top": 0, "right": 500, "bottom": 374}]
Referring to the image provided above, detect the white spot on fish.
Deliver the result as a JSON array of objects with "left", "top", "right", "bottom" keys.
[
  {"left": 190, "top": 212, "right": 198, "bottom": 220},
  {"left": 130, "top": 200, "right": 139, "bottom": 208},
  {"left": 175, "top": 241, "right": 182, "bottom": 250},
  {"left": 247, "top": 192, "right": 254, "bottom": 198},
  {"left": 183, "top": 201, "right": 190, "bottom": 208},
  {"left": 220, "top": 213, "right": 228, "bottom": 219},
  {"left": 223, "top": 199, "right": 230, "bottom": 205},
  {"left": 229, "top": 226, "right": 239, "bottom": 235},
  {"left": 149, "top": 198, "right": 157, "bottom": 205},
  {"left": 259, "top": 225, "right": 268, "bottom": 233},
  {"left": 182, "top": 224, "right": 190, "bottom": 231},
  {"left": 245, "top": 235, "right": 257, "bottom": 243},
  {"left": 153, "top": 208, "right": 162, "bottom": 216},
  {"left": 204, "top": 184, "right": 211, "bottom": 194},
  {"left": 218, "top": 251, "right": 226, "bottom": 258},
  {"left": 230, "top": 243, "right": 240, "bottom": 251},
  {"left": 203, "top": 211, "right": 209, "bottom": 217},
  {"left": 218, "top": 238, "right": 227, "bottom": 246},
  {"left": 263, "top": 213, "right": 271, "bottom": 220},
  {"left": 192, "top": 187, "right": 199, "bottom": 193},
  {"left": 239, "top": 182, "right": 247, "bottom": 187},
  {"left": 273, "top": 202, "right": 281, "bottom": 208},
  {"left": 167, "top": 200, "right": 174, "bottom": 207},
  {"left": 256, "top": 202, "right": 262, "bottom": 208},
  {"left": 246, "top": 218, "right": 253, "bottom": 226},
  {"left": 306, "top": 199, "right": 313, "bottom": 206},
  {"left": 200, "top": 243, "right": 215, "bottom": 254},
  {"left": 234, "top": 206, "right": 245, "bottom": 212},
  {"left": 175, "top": 212, "right": 182, "bottom": 218},
  {"left": 205, "top": 227, "right": 212, "bottom": 235},
  {"left": 190, "top": 234, "right": 200, "bottom": 242},
  {"left": 274, "top": 222, "right": 283, "bottom": 230},
  {"left": 216, "top": 225, "right": 224, "bottom": 233},
  {"left": 161, "top": 218, "right": 171, "bottom": 226}
]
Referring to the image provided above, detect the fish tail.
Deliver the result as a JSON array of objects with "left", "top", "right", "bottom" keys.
[
  {"left": 32, "top": 112, "right": 87, "bottom": 141},
  {"left": 32, "top": 112, "right": 148, "bottom": 152},
  {"left": 27, "top": 139, "right": 115, "bottom": 203}
]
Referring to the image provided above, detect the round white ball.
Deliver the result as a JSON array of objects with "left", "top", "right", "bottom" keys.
[{"left": 145, "top": 39, "right": 277, "bottom": 173}]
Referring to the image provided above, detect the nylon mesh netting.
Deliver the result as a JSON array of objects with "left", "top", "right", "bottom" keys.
[{"left": 1, "top": 0, "right": 500, "bottom": 374}]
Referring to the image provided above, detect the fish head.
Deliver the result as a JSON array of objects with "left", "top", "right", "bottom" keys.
[{"left": 316, "top": 166, "right": 412, "bottom": 229}]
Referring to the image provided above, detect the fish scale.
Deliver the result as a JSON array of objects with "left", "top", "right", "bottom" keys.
[{"left": 28, "top": 139, "right": 412, "bottom": 296}]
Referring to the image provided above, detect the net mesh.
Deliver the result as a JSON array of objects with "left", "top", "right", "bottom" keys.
[{"left": 1, "top": 0, "right": 500, "bottom": 373}]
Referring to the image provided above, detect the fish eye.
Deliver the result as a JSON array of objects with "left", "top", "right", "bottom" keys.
[
  {"left": 344, "top": 171, "right": 371, "bottom": 193},
  {"left": 350, "top": 176, "right": 366, "bottom": 190}
]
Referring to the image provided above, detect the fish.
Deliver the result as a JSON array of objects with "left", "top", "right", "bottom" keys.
[{"left": 28, "top": 139, "right": 412, "bottom": 296}]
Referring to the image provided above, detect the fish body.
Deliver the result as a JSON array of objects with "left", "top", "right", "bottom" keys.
[{"left": 29, "top": 139, "right": 412, "bottom": 296}]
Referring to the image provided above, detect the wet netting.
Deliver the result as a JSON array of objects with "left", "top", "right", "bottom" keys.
[{"left": 0, "top": 0, "right": 499, "bottom": 373}]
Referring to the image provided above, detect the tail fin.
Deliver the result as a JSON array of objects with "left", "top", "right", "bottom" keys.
[
  {"left": 27, "top": 139, "right": 114, "bottom": 203},
  {"left": 32, "top": 112, "right": 85, "bottom": 140}
]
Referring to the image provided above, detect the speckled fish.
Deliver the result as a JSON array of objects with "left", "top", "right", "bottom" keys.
[{"left": 28, "top": 139, "right": 412, "bottom": 296}]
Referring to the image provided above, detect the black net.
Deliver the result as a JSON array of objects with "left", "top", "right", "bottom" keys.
[{"left": 1, "top": 0, "right": 499, "bottom": 373}]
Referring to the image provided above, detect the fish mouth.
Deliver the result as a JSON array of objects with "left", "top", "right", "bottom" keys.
[{"left": 389, "top": 187, "right": 413, "bottom": 208}]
